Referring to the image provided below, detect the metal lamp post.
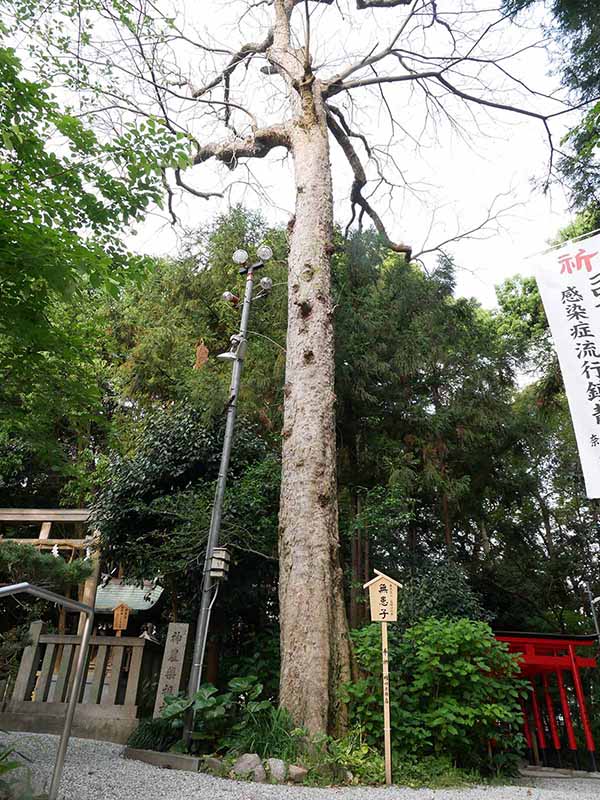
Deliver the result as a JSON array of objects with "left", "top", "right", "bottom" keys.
[{"left": 183, "top": 245, "right": 273, "bottom": 746}]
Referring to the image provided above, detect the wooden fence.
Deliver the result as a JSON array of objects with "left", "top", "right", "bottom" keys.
[
  {"left": 0, "top": 674, "right": 14, "bottom": 713},
  {"left": 0, "top": 621, "right": 161, "bottom": 743}
]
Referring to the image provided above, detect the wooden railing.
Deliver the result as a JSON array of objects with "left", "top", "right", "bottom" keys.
[
  {"left": 11, "top": 623, "right": 146, "bottom": 708},
  {"left": 1, "top": 621, "right": 161, "bottom": 742},
  {"left": 0, "top": 674, "right": 13, "bottom": 713}
]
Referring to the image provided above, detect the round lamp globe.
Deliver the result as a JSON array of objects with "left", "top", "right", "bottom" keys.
[
  {"left": 232, "top": 249, "right": 249, "bottom": 265},
  {"left": 257, "top": 244, "right": 273, "bottom": 262}
]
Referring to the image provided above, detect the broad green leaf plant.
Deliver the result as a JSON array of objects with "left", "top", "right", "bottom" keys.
[{"left": 344, "top": 618, "right": 527, "bottom": 776}]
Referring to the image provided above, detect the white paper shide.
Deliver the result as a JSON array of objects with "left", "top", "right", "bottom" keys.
[{"left": 534, "top": 232, "right": 600, "bottom": 497}]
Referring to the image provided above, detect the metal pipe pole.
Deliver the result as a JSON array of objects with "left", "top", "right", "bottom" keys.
[
  {"left": 49, "top": 611, "right": 94, "bottom": 800},
  {"left": 183, "top": 265, "right": 256, "bottom": 746},
  {"left": 586, "top": 583, "right": 600, "bottom": 646}
]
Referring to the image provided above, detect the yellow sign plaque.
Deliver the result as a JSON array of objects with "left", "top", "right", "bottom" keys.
[
  {"left": 113, "top": 603, "right": 130, "bottom": 632},
  {"left": 364, "top": 569, "right": 401, "bottom": 623}
]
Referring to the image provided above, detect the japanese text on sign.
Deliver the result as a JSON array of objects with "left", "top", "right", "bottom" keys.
[
  {"left": 112, "top": 603, "right": 130, "bottom": 631},
  {"left": 367, "top": 575, "right": 398, "bottom": 622},
  {"left": 534, "top": 232, "right": 600, "bottom": 497}
]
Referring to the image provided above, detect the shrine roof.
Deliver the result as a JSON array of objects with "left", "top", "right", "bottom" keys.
[
  {"left": 495, "top": 631, "right": 597, "bottom": 646},
  {"left": 95, "top": 579, "right": 164, "bottom": 613}
]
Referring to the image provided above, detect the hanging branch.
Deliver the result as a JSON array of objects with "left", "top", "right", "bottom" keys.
[{"left": 326, "top": 108, "right": 412, "bottom": 256}]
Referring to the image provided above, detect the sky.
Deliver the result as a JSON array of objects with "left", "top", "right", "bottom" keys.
[{"left": 122, "top": 0, "right": 579, "bottom": 310}]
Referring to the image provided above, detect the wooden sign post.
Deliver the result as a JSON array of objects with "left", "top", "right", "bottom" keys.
[
  {"left": 112, "top": 603, "right": 130, "bottom": 637},
  {"left": 364, "top": 569, "right": 401, "bottom": 786}
]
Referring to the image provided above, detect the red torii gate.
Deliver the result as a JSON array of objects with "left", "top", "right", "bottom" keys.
[{"left": 496, "top": 631, "right": 597, "bottom": 771}]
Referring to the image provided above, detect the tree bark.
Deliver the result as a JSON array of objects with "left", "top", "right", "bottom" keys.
[{"left": 278, "top": 80, "right": 351, "bottom": 736}]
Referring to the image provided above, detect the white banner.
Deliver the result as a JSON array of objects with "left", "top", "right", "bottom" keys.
[{"left": 534, "top": 232, "right": 600, "bottom": 497}]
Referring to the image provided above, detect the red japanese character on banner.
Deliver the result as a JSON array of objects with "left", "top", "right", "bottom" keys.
[{"left": 560, "top": 248, "right": 599, "bottom": 274}]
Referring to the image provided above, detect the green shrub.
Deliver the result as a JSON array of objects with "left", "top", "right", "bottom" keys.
[
  {"left": 160, "top": 674, "right": 294, "bottom": 757},
  {"left": 311, "top": 728, "right": 385, "bottom": 785},
  {"left": 126, "top": 718, "right": 180, "bottom": 752},
  {"left": 223, "top": 705, "right": 304, "bottom": 761},
  {"left": 161, "top": 683, "right": 234, "bottom": 751},
  {"left": 343, "top": 617, "right": 527, "bottom": 776},
  {"left": 392, "top": 754, "right": 478, "bottom": 788},
  {"left": 220, "top": 628, "right": 280, "bottom": 699},
  {"left": 0, "top": 739, "right": 35, "bottom": 799}
]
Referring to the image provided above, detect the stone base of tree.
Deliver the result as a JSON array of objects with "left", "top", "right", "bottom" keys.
[
  {"left": 230, "top": 753, "right": 308, "bottom": 784},
  {"left": 123, "top": 748, "right": 309, "bottom": 784},
  {"left": 123, "top": 748, "right": 202, "bottom": 772}
]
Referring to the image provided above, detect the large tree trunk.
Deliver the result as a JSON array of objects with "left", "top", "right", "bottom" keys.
[{"left": 278, "top": 85, "right": 351, "bottom": 736}]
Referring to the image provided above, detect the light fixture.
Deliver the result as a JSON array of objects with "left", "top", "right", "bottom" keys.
[
  {"left": 257, "top": 244, "right": 273, "bottom": 262},
  {"left": 217, "top": 333, "right": 247, "bottom": 361},
  {"left": 209, "top": 547, "right": 231, "bottom": 580},
  {"left": 259, "top": 276, "right": 273, "bottom": 292},
  {"left": 216, "top": 350, "right": 237, "bottom": 362},
  {"left": 222, "top": 291, "right": 239, "bottom": 304},
  {"left": 232, "top": 249, "right": 249, "bottom": 265}
]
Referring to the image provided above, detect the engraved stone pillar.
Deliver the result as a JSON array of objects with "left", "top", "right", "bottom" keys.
[{"left": 153, "top": 623, "right": 190, "bottom": 718}]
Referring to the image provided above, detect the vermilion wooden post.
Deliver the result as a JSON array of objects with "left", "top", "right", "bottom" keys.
[
  {"left": 568, "top": 644, "right": 597, "bottom": 771},
  {"left": 521, "top": 703, "right": 533, "bottom": 763},
  {"left": 530, "top": 681, "right": 547, "bottom": 766},
  {"left": 542, "top": 673, "right": 561, "bottom": 766},
  {"left": 556, "top": 668, "right": 578, "bottom": 770}
]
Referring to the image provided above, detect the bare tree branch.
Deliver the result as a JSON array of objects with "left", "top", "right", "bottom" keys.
[
  {"left": 193, "top": 124, "right": 291, "bottom": 168},
  {"left": 326, "top": 108, "right": 411, "bottom": 256},
  {"left": 161, "top": 169, "right": 177, "bottom": 225},
  {"left": 412, "top": 195, "right": 522, "bottom": 260},
  {"left": 356, "top": 0, "right": 412, "bottom": 7},
  {"left": 173, "top": 169, "right": 224, "bottom": 200},
  {"left": 326, "top": 0, "right": 420, "bottom": 89},
  {"left": 191, "top": 31, "right": 274, "bottom": 98}
]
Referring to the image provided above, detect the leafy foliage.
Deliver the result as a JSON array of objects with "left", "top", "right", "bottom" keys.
[
  {"left": 159, "top": 675, "right": 299, "bottom": 759},
  {"left": 223, "top": 705, "right": 302, "bottom": 763},
  {"left": 0, "top": 43, "right": 189, "bottom": 350},
  {"left": 504, "top": 0, "right": 600, "bottom": 222},
  {"left": 0, "top": 541, "right": 91, "bottom": 590},
  {"left": 0, "top": 738, "right": 34, "bottom": 800},
  {"left": 126, "top": 718, "right": 180, "bottom": 753},
  {"left": 308, "top": 729, "right": 385, "bottom": 786},
  {"left": 396, "top": 563, "right": 490, "bottom": 629},
  {"left": 391, "top": 754, "right": 478, "bottom": 789},
  {"left": 0, "top": 542, "right": 93, "bottom": 673},
  {"left": 0, "top": 30, "right": 189, "bottom": 509},
  {"left": 91, "top": 403, "right": 279, "bottom": 634},
  {"left": 344, "top": 618, "right": 527, "bottom": 775}
]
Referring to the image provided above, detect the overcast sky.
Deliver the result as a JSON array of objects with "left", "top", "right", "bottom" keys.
[{"left": 123, "top": 0, "right": 578, "bottom": 309}]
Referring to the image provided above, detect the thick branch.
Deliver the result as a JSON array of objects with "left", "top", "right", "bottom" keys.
[
  {"left": 326, "top": 109, "right": 411, "bottom": 256},
  {"left": 193, "top": 124, "right": 291, "bottom": 168},
  {"left": 356, "top": 0, "right": 412, "bottom": 6},
  {"left": 192, "top": 31, "right": 274, "bottom": 98}
]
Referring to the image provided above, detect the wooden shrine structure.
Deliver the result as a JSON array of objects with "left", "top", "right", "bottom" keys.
[
  {"left": 0, "top": 508, "right": 100, "bottom": 632},
  {"left": 496, "top": 631, "right": 598, "bottom": 771},
  {"left": 0, "top": 508, "right": 178, "bottom": 742}
]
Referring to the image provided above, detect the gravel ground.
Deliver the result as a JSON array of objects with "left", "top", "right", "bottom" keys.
[{"left": 4, "top": 732, "right": 600, "bottom": 800}]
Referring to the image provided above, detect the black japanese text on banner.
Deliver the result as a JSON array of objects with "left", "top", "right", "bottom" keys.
[{"left": 534, "top": 232, "right": 600, "bottom": 498}]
